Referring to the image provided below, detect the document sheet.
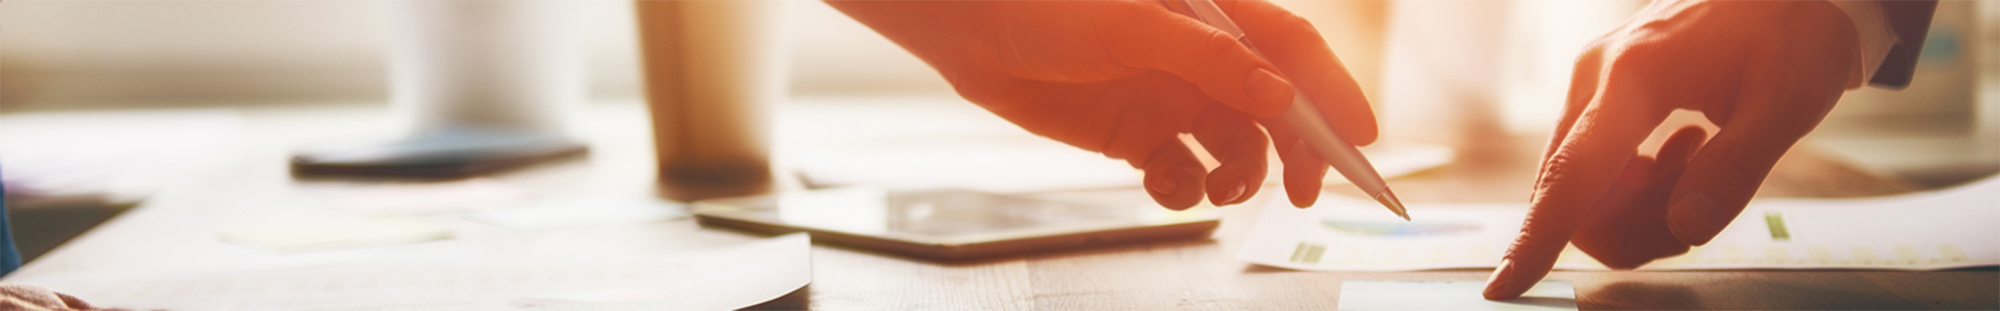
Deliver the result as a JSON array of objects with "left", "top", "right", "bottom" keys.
[
  {"left": 1242, "top": 177, "right": 2000, "bottom": 271},
  {"left": 20, "top": 233, "right": 812, "bottom": 310},
  {"left": 219, "top": 218, "right": 453, "bottom": 254}
]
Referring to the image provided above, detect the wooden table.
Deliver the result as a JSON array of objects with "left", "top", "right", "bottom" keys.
[{"left": 6, "top": 101, "right": 1994, "bottom": 310}]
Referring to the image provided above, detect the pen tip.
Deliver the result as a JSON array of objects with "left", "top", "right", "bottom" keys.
[{"left": 1373, "top": 188, "right": 1410, "bottom": 221}]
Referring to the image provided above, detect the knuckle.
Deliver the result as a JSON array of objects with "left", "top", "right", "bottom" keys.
[
  {"left": 1535, "top": 148, "right": 1582, "bottom": 188},
  {"left": 1577, "top": 39, "right": 1610, "bottom": 64},
  {"left": 1268, "top": 12, "right": 1317, "bottom": 37},
  {"left": 1192, "top": 30, "right": 1244, "bottom": 63},
  {"left": 1605, "top": 42, "right": 1661, "bottom": 74},
  {"left": 1194, "top": 112, "right": 1265, "bottom": 154}
]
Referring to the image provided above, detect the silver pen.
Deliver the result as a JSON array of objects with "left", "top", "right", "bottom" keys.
[{"left": 1169, "top": 0, "right": 1409, "bottom": 220}]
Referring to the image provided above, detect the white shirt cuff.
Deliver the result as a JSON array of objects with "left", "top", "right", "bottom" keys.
[{"left": 1826, "top": 0, "right": 1901, "bottom": 89}]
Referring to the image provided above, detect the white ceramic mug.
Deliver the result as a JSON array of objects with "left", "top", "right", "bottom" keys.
[{"left": 387, "top": 0, "right": 585, "bottom": 134}]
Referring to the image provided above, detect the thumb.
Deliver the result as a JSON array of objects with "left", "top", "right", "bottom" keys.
[
  {"left": 1663, "top": 126, "right": 1812, "bottom": 246},
  {"left": 1666, "top": 83, "right": 1840, "bottom": 246},
  {"left": 1666, "top": 2, "right": 1851, "bottom": 245},
  {"left": 1098, "top": 3, "right": 1293, "bottom": 118}
]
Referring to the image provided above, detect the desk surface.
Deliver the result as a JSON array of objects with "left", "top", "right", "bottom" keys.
[{"left": 6, "top": 101, "right": 1995, "bottom": 310}]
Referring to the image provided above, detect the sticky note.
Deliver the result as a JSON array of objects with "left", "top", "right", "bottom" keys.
[
  {"left": 220, "top": 219, "right": 451, "bottom": 253},
  {"left": 1338, "top": 280, "right": 1576, "bottom": 311}
]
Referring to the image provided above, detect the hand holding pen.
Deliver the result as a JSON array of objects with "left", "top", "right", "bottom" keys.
[
  {"left": 827, "top": 0, "right": 1385, "bottom": 210},
  {"left": 1167, "top": 0, "right": 1407, "bottom": 218}
]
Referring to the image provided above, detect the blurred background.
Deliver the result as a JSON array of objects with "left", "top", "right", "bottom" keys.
[{"left": 0, "top": 0, "right": 1994, "bottom": 262}]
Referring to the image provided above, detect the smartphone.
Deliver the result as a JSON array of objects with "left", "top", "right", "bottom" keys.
[
  {"left": 690, "top": 187, "right": 1219, "bottom": 261},
  {"left": 291, "top": 127, "right": 586, "bottom": 178}
]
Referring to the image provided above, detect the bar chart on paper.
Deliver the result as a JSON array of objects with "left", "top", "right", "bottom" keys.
[{"left": 1240, "top": 177, "right": 2000, "bottom": 271}]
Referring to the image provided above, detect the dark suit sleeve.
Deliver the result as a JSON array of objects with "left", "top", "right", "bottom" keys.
[
  {"left": 1867, "top": 0, "right": 1939, "bottom": 89},
  {"left": 0, "top": 168, "right": 17, "bottom": 276}
]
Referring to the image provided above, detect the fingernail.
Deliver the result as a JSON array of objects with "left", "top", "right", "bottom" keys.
[
  {"left": 1668, "top": 193, "right": 1725, "bottom": 245},
  {"left": 1243, "top": 68, "right": 1293, "bottom": 117},
  {"left": 1482, "top": 258, "right": 1517, "bottom": 300},
  {"left": 1212, "top": 177, "right": 1247, "bottom": 206},
  {"left": 1148, "top": 171, "right": 1180, "bottom": 198},
  {"left": 1228, "top": 177, "right": 1252, "bottom": 205}
]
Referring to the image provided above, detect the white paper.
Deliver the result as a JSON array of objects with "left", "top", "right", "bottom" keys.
[
  {"left": 0, "top": 109, "right": 244, "bottom": 205},
  {"left": 467, "top": 196, "right": 688, "bottom": 230},
  {"left": 26, "top": 233, "right": 812, "bottom": 311},
  {"left": 219, "top": 218, "right": 453, "bottom": 254},
  {"left": 1339, "top": 281, "right": 1576, "bottom": 311},
  {"left": 305, "top": 178, "right": 530, "bottom": 217},
  {"left": 1241, "top": 176, "right": 2000, "bottom": 271}
]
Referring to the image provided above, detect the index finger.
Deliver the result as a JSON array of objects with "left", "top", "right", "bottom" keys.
[{"left": 1484, "top": 62, "right": 1673, "bottom": 300}]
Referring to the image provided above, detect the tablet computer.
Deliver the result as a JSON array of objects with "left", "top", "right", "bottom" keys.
[{"left": 690, "top": 187, "right": 1219, "bottom": 261}]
